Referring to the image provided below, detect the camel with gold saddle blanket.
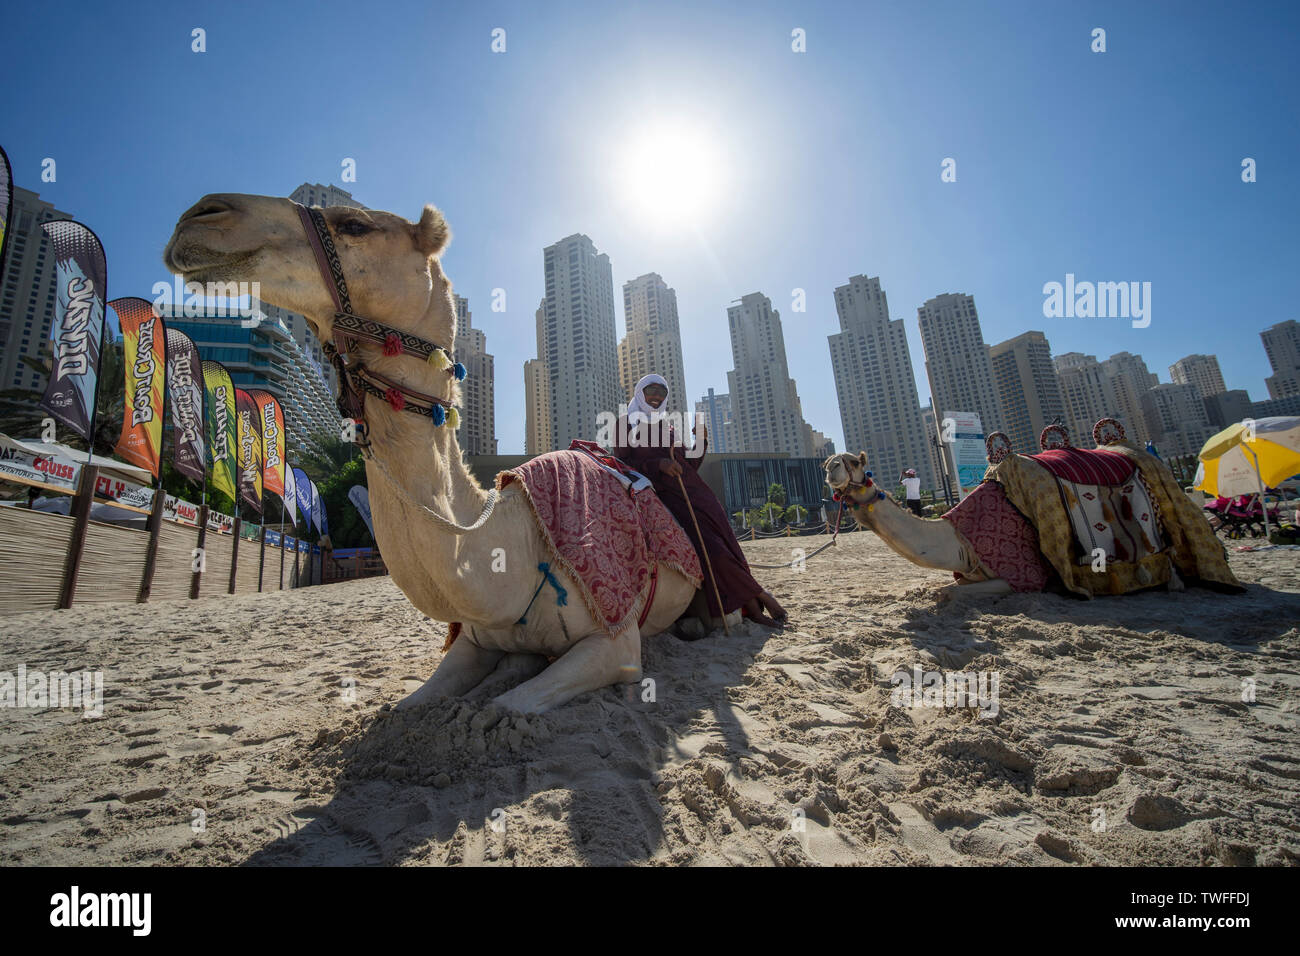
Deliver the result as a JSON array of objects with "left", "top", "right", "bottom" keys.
[{"left": 824, "top": 418, "right": 1243, "bottom": 597}]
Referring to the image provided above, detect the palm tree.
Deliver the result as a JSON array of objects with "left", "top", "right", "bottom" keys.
[
  {"left": 0, "top": 340, "right": 125, "bottom": 455},
  {"left": 767, "top": 482, "right": 787, "bottom": 509},
  {"left": 295, "top": 428, "right": 360, "bottom": 484}
]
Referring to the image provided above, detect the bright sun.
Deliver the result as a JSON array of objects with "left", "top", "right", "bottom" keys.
[{"left": 619, "top": 123, "right": 724, "bottom": 227}]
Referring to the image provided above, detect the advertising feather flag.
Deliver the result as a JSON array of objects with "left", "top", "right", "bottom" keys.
[
  {"left": 292, "top": 466, "right": 313, "bottom": 531},
  {"left": 283, "top": 462, "right": 299, "bottom": 526},
  {"left": 164, "top": 328, "right": 205, "bottom": 482},
  {"left": 201, "top": 361, "right": 238, "bottom": 503},
  {"left": 246, "top": 389, "right": 285, "bottom": 499},
  {"left": 110, "top": 298, "right": 167, "bottom": 476},
  {"left": 348, "top": 484, "right": 374, "bottom": 539},
  {"left": 312, "top": 481, "right": 328, "bottom": 537},
  {"left": 40, "top": 220, "right": 108, "bottom": 441},
  {"left": 0, "top": 145, "right": 12, "bottom": 281},
  {"left": 234, "top": 388, "right": 263, "bottom": 514}
]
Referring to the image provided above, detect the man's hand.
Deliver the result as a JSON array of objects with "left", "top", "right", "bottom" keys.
[{"left": 660, "top": 457, "right": 684, "bottom": 478}]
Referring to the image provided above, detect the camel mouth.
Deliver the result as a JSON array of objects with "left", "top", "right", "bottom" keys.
[
  {"left": 163, "top": 196, "right": 261, "bottom": 278},
  {"left": 162, "top": 239, "right": 258, "bottom": 281}
]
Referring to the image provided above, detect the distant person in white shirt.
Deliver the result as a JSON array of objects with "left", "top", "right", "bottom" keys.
[{"left": 900, "top": 468, "right": 923, "bottom": 516}]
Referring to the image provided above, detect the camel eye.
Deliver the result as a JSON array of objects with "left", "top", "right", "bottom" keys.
[{"left": 338, "top": 220, "right": 371, "bottom": 237}]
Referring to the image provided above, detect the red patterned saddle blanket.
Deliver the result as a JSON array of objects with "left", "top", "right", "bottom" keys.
[{"left": 497, "top": 449, "right": 702, "bottom": 637}]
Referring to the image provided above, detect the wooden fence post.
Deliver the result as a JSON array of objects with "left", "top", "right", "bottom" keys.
[
  {"left": 136, "top": 486, "right": 168, "bottom": 603},
  {"left": 257, "top": 524, "right": 267, "bottom": 592},
  {"left": 58, "top": 465, "right": 99, "bottom": 610},
  {"left": 228, "top": 516, "right": 241, "bottom": 594},
  {"left": 191, "top": 505, "right": 209, "bottom": 599}
]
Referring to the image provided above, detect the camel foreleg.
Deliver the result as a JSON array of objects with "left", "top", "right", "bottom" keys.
[
  {"left": 492, "top": 625, "right": 642, "bottom": 714},
  {"left": 950, "top": 577, "right": 1014, "bottom": 597},
  {"left": 395, "top": 631, "right": 504, "bottom": 710}
]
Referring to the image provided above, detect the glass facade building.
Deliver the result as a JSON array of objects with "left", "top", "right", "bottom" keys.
[{"left": 162, "top": 310, "right": 339, "bottom": 457}]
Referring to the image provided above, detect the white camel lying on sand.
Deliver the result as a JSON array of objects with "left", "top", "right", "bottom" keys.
[{"left": 165, "top": 194, "right": 701, "bottom": 713}]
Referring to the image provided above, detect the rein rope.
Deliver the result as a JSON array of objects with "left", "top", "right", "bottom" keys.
[
  {"left": 366, "top": 451, "right": 499, "bottom": 535},
  {"left": 517, "top": 562, "right": 568, "bottom": 625},
  {"left": 746, "top": 464, "right": 885, "bottom": 570},
  {"left": 746, "top": 498, "right": 846, "bottom": 569}
]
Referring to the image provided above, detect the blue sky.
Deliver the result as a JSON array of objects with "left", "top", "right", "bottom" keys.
[{"left": 2, "top": 0, "right": 1296, "bottom": 453}]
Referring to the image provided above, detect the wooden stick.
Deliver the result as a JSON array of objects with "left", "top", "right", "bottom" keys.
[
  {"left": 257, "top": 522, "right": 267, "bottom": 592},
  {"left": 191, "top": 504, "right": 209, "bottom": 599},
  {"left": 279, "top": 506, "right": 285, "bottom": 590},
  {"left": 58, "top": 465, "right": 99, "bottom": 610},
  {"left": 229, "top": 515, "right": 241, "bottom": 594},
  {"left": 137, "top": 481, "right": 168, "bottom": 603},
  {"left": 672, "top": 453, "right": 729, "bottom": 637}
]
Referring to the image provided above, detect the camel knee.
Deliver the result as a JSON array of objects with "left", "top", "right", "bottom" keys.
[
  {"left": 395, "top": 634, "right": 503, "bottom": 710},
  {"left": 608, "top": 629, "right": 643, "bottom": 683},
  {"left": 492, "top": 652, "right": 549, "bottom": 682},
  {"left": 491, "top": 629, "right": 641, "bottom": 714}
]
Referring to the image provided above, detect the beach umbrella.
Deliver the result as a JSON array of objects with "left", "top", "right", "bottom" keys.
[{"left": 1194, "top": 416, "right": 1300, "bottom": 537}]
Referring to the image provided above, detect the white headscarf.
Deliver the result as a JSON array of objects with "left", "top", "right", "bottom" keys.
[{"left": 627, "top": 373, "right": 669, "bottom": 427}]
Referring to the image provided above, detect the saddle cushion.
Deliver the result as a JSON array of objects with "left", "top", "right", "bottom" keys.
[
  {"left": 1027, "top": 447, "right": 1135, "bottom": 485},
  {"left": 941, "top": 480, "right": 1051, "bottom": 592},
  {"left": 497, "top": 449, "right": 702, "bottom": 638},
  {"left": 1055, "top": 476, "right": 1162, "bottom": 565}
]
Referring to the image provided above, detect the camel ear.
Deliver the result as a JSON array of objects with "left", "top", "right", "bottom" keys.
[
  {"left": 856, "top": 452, "right": 868, "bottom": 469},
  {"left": 414, "top": 204, "right": 451, "bottom": 257}
]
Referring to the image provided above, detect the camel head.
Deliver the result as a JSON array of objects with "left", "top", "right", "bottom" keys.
[
  {"left": 824, "top": 452, "right": 871, "bottom": 494},
  {"left": 163, "top": 193, "right": 454, "bottom": 349}
]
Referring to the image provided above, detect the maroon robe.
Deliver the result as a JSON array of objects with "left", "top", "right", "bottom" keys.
[{"left": 615, "top": 417, "right": 763, "bottom": 616}]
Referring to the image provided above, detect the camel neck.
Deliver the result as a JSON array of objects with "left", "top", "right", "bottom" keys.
[
  {"left": 356, "top": 380, "right": 503, "bottom": 624},
  {"left": 362, "top": 389, "right": 488, "bottom": 524},
  {"left": 852, "top": 491, "right": 965, "bottom": 572}
]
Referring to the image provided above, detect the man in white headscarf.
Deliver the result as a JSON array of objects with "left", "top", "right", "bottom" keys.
[
  {"left": 616, "top": 373, "right": 788, "bottom": 627},
  {"left": 627, "top": 373, "right": 670, "bottom": 429}
]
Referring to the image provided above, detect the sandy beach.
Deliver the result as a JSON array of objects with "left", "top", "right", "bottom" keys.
[{"left": 1, "top": 531, "right": 1297, "bottom": 866}]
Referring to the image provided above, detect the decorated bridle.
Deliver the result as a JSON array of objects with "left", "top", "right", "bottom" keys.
[
  {"left": 830, "top": 459, "right": 884, "bottom": 511},
  {"left": 294, "top": 203, "right": 466, "bottom": 449}
]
